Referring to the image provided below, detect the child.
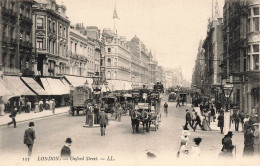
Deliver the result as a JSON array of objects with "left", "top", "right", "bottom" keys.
[{"left": 190, "top": 137, "right": 202, "bottom": 157}]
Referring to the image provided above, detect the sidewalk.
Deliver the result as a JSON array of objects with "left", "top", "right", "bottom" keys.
[
  {"left": 194, "top": 107, "right": 244, "bottom": 131},
  {"left": 0, "top": 106, "right": 69, "bottom": 127}
]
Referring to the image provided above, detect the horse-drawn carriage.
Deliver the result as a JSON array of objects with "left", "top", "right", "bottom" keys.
[
  {"left": 131, "top": 102, "right": 160, "bottom": 134},
  {"left": 101, "top": 95, "right": 117, "bottom": 114}
]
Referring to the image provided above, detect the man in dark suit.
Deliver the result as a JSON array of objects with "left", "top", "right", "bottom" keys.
[
  {"left": 99, "top": 108, "right": 108, "bottom": 136},
  {"left": 61, "top": 137, "right": 72, "bottom": 159},
  {"left": 24, "top": 122, "right": 36, "bottom": 157},
  {"left": 7, "top": 109, "right": 17, "bottom": 128}
]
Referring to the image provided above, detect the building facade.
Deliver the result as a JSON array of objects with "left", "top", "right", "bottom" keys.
[
  {"left": 202, "top": 2, "right": 223, "bottom": 99},
  {"left": 0, "top": 0, "right": 35, "bottom": 76},
  {"left": 32, "top": 0, "right": 70, "bottom": 77},
  {"left": 103, "top": 29, "right": 132, "bottom": 90}
]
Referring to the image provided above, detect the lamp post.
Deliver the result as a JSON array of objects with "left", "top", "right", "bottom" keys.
[{"left": 222, "top": 82, "right": 234, "bottom": 135}]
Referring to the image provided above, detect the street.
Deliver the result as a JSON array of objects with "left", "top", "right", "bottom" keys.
[{"left": 0, "top": 97, "right": 249, "bottom": 165}]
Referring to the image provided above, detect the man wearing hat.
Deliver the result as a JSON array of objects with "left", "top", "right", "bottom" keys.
[
  {"left": 99, "top": 108, "right": 108, "bottom": 136},
  {"left": 61, "top": 137, "right": 72, "bottom": 159},
  {"left": 24, "top": 122, "right": 36, "bottom": 157},
  {"left": 243, "top": 127, "right": 254, "bottom": 156},
  {"left": 220, "top": 131, "right": 234, "bottom": 157}
]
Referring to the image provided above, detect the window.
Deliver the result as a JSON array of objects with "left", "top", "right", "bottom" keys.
[
  {"left": 247, "top": 55, "right": 250, "bottom": 71},
  {"left": 53, "top": 22, "right": 56, "bottom": 33},
  {"left": 248, "top": 45, "right": 251, "bottom": 53},
  {"left": 75, "top": 43, "right": 77, "bottom": 53},
  {"left": 253, "top": 17, "right": 259, "bottom": 31},
  {"left": 37, "top": 18, "right": 43, "bottom": 29},
  {"left": 20, "top": 5, "right": 24, "bottom": 15},
  {"left": 253, "top": 54, "right": 259, "bottom": 70},
  {"left": 107, "top": 38, "right": 112, "bottom": 43},
  {"left": 248, "top": 18, "right": 251, "bottom": 32},
  {"left": 253, "top": 44, "right": 259, "bottom": 52},
  {"left": 108, "top": 48, "right": 111, "bottom": 53},
  {"left": 114, "top": 71, "right": 117, "bottom": 79},
  {"left": 107, "top": 58, "right": 111, "bottom": 66},
  {"left": 36, "top": 38, "right": 43, "bottom": 49},
  {"left": 10, "top": 28, "right": 14, "bottom": 39},
  {"left": 48, "top": 39, "right": 51, "bottom": 53},
  {"left": 107, "top": 71, "right": 111, "bottom": 79},
  {"left": 59, "top": 24, "right": 62, "bottom": 36},
  {"left": 249, "top": 8, "right": 251, "bottom": 17},
  {"left": 253, "top": 7, "right": 259, "bottom": 15},
  {"left": 48, "top": 60, "right": 55, "bottom": 76},
  {"left": 114, "top": 58, "right": 117, "bottom": 66},
  {"left": 64, "top": 27, "right": 66, "bottom": 38},
  {"left": 48, "top": 19, "right": 52, "bottom": 31},
  {"left": 53, "top": 41, "right": 55, "bottom": 54}
]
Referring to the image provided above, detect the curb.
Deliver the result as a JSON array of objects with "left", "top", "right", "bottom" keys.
[{"left": 0, "top": 111, "right": 68, "bottom": 127}]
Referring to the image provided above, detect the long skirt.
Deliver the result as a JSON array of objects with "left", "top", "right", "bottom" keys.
[{"left": 243, "top": 144, "right": 254, "bottom": 156}]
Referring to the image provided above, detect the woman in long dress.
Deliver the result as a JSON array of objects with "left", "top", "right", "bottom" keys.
[{"left": 177, "top": 130, "right": 190, "bottom": 158}]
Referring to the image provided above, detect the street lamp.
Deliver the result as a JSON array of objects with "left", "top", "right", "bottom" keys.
[{"left": 222, "top": 82, "right": 233, "bottom": 135}]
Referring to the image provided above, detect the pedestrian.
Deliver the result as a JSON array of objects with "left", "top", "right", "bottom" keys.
[
  {"left": 61, "top": 137, "right": 72, "bottom": 159},
  {"left": 193, "top": 112, "right": 204, "bottom": 131},
  {"left": 210, "top": 105, "right": 216, "bottom": 122},
  {"left": 94, "top": 104, "right": 100, "bottom": 124},
  {"left": 39, "top": 99, "right": 43, "bottom": 112},
  {"left": 219, "top": 131, "right": 235, "bottom": 157},
  {"left": 0, "top": 97, "right": 5, "bottom": 116},
  {"left": 253, "top": 124, "right": 260, "bottom": 155},
  {"left": 243, "top": 128, "right": 254, "bottom": 156},
  {"left": 176, "top": 97, "right": 181, "bottom": 107},
  {"left": 190, "top": 137, "right": 202, "bottom": 157},
  {"left": 164, "top": 102, "right": 168, "bottom": 117},
  {"left": 117, "top": 104, "right": 123, "bottom": 122},
  {"left": 233, "top": 110, "right": 240, "bottom": 132},
  {"left": 52, "top": 99, "right": 56, "bottom": 114},
  {"left": 24, "top": 122, "right": 36, "bottom": 157},
  {"left": 191, "top": 108, "right": 196, "bottom": 127},
  {"left": 218, "top": 111, "right": 224, "bottom": 134},
  {"left": 239, "top": 111, "right": 245, "bottom": 131},
  {"left": 88, "top": 105, "right": 94, "bottom": 127},
  {"left": 99, "top": 108, "right": 108, "bottom": 136},
  {"left": 177, "top": 130, "right": 190, "bottom": 158},
  {"left": 7, "top": 109, "right": 17, "bottom": 128},
  {"left": 18, "top": 97, "right": 23, "bottom": 114},
  {"left": 184, "top": 109, "right": 192, "bottom": 130},
  {"left": 26, "top": 99, "right": 31, "bottom": 113}
]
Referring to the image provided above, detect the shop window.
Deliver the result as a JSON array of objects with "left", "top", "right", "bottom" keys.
[
  {"left": 107, "top": 58, "right": 111, "bottom": 66},
  {"left": 253, "top": 54, "right": 259, "bottom": 70}
]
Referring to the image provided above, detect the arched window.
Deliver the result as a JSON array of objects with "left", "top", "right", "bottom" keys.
[
  {"left": 107, "top": 71, "right": 111, "bottom": 79},
  {"left": 107, "top": 58, "right": 111, "bottom": 66}
]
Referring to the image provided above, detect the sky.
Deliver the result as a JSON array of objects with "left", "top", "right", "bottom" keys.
[{"left": 57, "top": 0, "right": 224, "bottom": 82}]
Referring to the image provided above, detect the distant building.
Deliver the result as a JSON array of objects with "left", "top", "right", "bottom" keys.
[{"left": 102, "top": 29, "right": 132, "bottom": 90}]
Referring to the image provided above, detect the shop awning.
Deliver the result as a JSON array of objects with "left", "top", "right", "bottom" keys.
[
  {"left": 3, "top": 76, "right": 35, "bottom": 96},
  {"left": 40, "top": 78, "right": 69, "bottom": 95},
  {"left": 122, "top": 81, "right": 132, "bottom": 90},
  {"left": 21, "top": 77, "right": 48, "bottom": 95},
  {"left": 61, "top": 78, "right": 71, "bottom": 92},
  {"left": 64, "top": 75, "right": 93, "bottom": 87},
  {"left": 0, "top": 79, "right": 14, "bottom": 96}
]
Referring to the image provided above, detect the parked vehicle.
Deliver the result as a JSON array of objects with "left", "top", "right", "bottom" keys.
[{"left": 168, "top": 92, "right": 177, "bottom": 102}]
